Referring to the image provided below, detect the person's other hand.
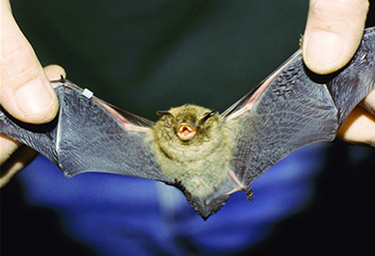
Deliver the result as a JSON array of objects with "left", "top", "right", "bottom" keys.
[
  {"left": 0, "top": 0, "right": 64, "bottom": 187},
  {"left": 303, "top": 0, "right": 375, "bottom": 147}
]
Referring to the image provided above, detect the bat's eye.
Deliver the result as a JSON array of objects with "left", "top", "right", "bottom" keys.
[
  {"left": 156, "top": 111, "right": 174, "bottom": 127},
  {"left": 199, "top": 111, "right": 216, "bottom": 124}
]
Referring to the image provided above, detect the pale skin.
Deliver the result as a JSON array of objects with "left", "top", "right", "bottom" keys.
[
  {"left": 0, "top": 0, "right": 374, "bottom": 187},
  {"left": 302, "top": 0, "right": 375, "bottom": 146},
  {"left": 0, "top": 0, "right": 62, "bottom": 186}
]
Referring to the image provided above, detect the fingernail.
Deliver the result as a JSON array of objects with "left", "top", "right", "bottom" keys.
[
  {"left": 304, "top": 30, "right": 343, "bottom": 73},
  {"left": 15, "top": 78, "right": 54, "bottom": 116}
]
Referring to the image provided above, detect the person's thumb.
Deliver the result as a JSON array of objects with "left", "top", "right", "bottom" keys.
[
  {"left": 0, "top": 0, "right": 58, "bottom": 124},
  {"left": 303, "top": 0, "right": 369, "bottom": 75}
]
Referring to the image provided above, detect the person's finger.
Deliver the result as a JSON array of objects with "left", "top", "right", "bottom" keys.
[
  {"left": 337, "top": 105, "right": 375, "bottom": 147},
  {"left": 359, "top": 88, "right": 375, "bottom": 116},
  {"left": 0, "top": 0, "right": 58, "bottom": 124},
  {"left": 44, "top": 64, "right": 66, "bottom": 81},
  {"left": 303, "top": 0, "right": 369, "bottom": 74},
  {"left": 0, "top": 142, "right": 38, "bottom": 188},
  {"left": 0, "top": 135, "right": 20, "bottom": 166},
  {"left": 0, "top": 65, "right": 65, "bottom": 188}
]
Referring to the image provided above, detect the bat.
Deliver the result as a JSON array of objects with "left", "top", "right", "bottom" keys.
[{"left": 1, "top": 27, "right": 374, "bottom": 220}]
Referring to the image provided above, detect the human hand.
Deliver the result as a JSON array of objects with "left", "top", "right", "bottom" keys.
[
  {"left": 0, "top": 0, "right": 64, "bottom": 187},
  {"left": 303, "top": 0, "right": 375, "bottom": 147}
]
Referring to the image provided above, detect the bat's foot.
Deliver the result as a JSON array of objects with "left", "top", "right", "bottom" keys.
[{"left": 245, "top": 187, "right": 254, "bottom": 202}]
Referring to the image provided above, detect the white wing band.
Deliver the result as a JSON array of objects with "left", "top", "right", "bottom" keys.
[{"left": 82, "top": 88, "right": 94, "bottom": 99}]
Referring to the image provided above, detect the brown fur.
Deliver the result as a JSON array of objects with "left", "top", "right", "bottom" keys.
[{"left": 151, "top": 104, "right": 236, "bottom": 198}]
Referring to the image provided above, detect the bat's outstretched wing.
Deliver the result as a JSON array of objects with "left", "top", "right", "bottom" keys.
[
  {"left": 0, "top": 79, "right": 171, "bottom": 183},
  {"left": 1, "top": 27, "right": 374, "bottom": 220},
  {"left": 226, "top": 26, "right": 375, "bottom": 188}
]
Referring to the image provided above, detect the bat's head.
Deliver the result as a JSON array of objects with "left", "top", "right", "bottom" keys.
[
  {"left": 156, "top": 104, "right": 219, "bottom": 141},
  {"left": 153, "top": 104, "right": 225, "bottom": 162}
]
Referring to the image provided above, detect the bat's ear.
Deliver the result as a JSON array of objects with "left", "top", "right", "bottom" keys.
[
  {"left": 198, "top": 111, "right": 217, "bottom": 125},
  {"left": 156, "top": 111, "right": 175, "bottom": 127}
]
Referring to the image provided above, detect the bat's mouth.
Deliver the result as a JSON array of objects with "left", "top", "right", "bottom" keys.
[{"left": 177, "top": 123, "right": 197, "bottom": 141}]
